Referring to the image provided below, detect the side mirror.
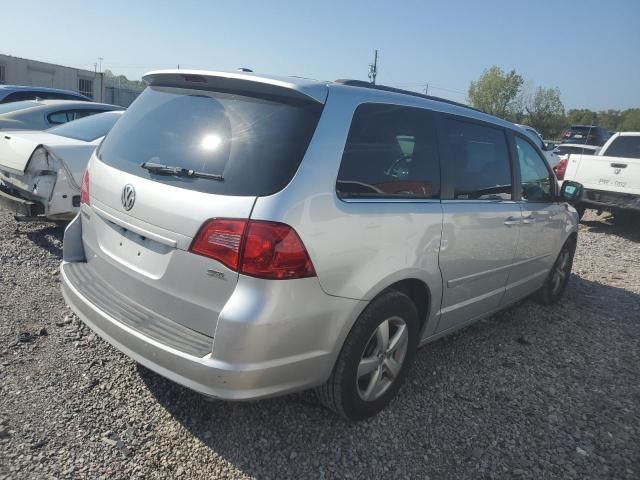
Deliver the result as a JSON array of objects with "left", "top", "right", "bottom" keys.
[{"left": 560, "top": 180, "right": 583, "bottom": 202}]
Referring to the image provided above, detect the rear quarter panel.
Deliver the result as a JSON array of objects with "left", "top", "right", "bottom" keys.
[{"left": 250, "top": 87, "right": 444, "bottom": 338}]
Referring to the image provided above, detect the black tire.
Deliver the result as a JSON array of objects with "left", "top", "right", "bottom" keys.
[
  {"left": 316, "top": 290, "right": 419, "bottom": 421},
  {"left": 535, "top": 237, "right": 576, "bottom": 305},
  {"left": 612, "top": 209, "right": 639, "bottom": 223}
]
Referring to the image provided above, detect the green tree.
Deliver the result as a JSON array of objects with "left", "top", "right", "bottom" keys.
[
  {"left": 598, "top": 109, "right": 623, "bottom": 131},
  {"left": 566, "top": 109, "right": 598, "bottom": 126},
  {"left": 621, "top": 109, "right": 640, "bottom": 131},
  {"left": 103, "top": 69, "right": 145, "bottom": 90},
  {"left": 468, "top": 66, "right": 524, "bottom": 120},
  {"left": 523, "top": 87, "right": 565, "bottom": 138}
]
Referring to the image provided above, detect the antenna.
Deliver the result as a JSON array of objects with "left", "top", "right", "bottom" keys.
[{"left": 368, "top": 50, "right": 378, "bottom": 84}]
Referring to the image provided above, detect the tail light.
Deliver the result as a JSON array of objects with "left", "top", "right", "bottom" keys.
[
  {"left": 190, "top": 219, "right": 246, "bottom": 270},
  {"left": 554, "top": 157, "right": 568, "bottom": 180},
  {"left": 190, "top": 219, "right": 316, "bottom": 280},
  {"left": 80, "top": 169, "right": 90, "bottom": 205}
]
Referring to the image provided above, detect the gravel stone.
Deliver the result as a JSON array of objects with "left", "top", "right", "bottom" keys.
[{"left": 0, "top": 210, "right": 639, "bottom": 479}]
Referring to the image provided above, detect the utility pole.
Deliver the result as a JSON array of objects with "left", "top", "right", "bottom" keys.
[
  {"left": 97, "top": 57, "right": 104, "bottom": 103},
  {"left": 368, "top": 49, "right": 378, "bottom": 84},
  {"left": 425, "top": 83, "right": 429, "bottom": 95}
]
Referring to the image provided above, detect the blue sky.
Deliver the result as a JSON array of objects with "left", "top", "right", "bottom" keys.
[{"left": 1, "top": 0, "right": 638, "bottom": 110}]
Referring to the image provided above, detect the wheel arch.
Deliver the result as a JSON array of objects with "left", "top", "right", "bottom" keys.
[{"left": 384, "top": 278, "right": 431, "bottom": 334}]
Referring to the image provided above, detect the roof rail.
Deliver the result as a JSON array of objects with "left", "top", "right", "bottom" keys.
[{"left": 334, "top": 79, "right": 482, "bottom": 113}]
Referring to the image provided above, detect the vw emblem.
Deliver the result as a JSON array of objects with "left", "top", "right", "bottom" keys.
[{"left": 121, "top": 184, "right": 136, "bottom": 211}]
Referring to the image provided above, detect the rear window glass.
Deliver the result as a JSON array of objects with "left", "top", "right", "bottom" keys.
[
  {"left": 569, "top": 127, "right": 592, "bottom": 133},
  {"left": 97, "top": 87, "right": 322, "bottom": 196},
  {"left": 604, "top": 136, "right": 640, "bottom": 159},
  {"left": 48, "top": 111, "right": 122, "bottom": 141},
  {"left": 0, "top": 101, "right": 39, "bottom": 115},
  {"left": 555, "top": 145, "right": 597, "bottom": 155}
]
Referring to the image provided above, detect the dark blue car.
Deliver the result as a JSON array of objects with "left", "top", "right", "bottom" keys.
[{"left": 0, "top": 85, "right": 91, "bottom": 104}]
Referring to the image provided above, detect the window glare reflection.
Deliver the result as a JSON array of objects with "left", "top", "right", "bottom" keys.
[{"left": 201, "top": 134, "right": 222, "bottom": 151}]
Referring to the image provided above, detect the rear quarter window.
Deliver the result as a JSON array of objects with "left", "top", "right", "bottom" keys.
[
  {"left": 336, "top": 103, "right": 440, "bottom": 199},
  {"left": 97, "top": 87, "right": 322, "bottom": 196}
]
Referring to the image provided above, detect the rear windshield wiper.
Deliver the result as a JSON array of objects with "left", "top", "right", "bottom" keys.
[{"left": 140, "top": 162, "right": 224, "bottom": 181}]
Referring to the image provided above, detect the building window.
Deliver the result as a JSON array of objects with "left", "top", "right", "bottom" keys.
[
  {"left": 0, "top": 65, "right": 5, "bottom": 84},
  {"left": 78, "top": 78, "right": 93, "bottom": 99}
]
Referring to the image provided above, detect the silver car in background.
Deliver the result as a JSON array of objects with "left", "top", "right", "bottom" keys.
[
  {"left": 61, "top": 70, "right": 581, "bottom": 420},
  {"left": 0, "top": 99, "right": 122, "bottom": 130}
]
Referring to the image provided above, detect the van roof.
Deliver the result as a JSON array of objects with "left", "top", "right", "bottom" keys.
[
  {"left": 333, "top": 79, "right": 481, "bottom": 112},
  {"left": 143, "top": 69, "right": 514, "bottom": 129},
  {"left": 143, "top": 69, "right": 331, "bottom": 104}
]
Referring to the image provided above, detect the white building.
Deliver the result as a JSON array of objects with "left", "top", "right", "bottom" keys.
[{"left": 0, "top": 53, "right": 105, "bottom": 101}]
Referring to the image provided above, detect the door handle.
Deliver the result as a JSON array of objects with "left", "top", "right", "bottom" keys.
[
  {"left": 522, "top": 215, "right": 535, "bottom": 224},
  {"left": 610, "top": 163, "right": 627, "bottom": 169},
  {"left": 504, "top": 216, "right": 521, "bottom": 226}
]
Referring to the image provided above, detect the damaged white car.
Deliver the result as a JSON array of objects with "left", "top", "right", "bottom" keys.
[{"left": 0, "top": 111, "right": 123, "bottom": 221}]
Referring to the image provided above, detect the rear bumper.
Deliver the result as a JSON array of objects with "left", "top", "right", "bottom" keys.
[
  {"left": 581, "top": 189, "right": 640, "bottom": 212},
  {"left": 60, "top": 212, "right": 362, "bottom": 400},
  {"left": 0, "top": 183, "right": 44, "bottom": 217},
  {"left": 61, "top": 261, "right": 356, "bottom": 400}
]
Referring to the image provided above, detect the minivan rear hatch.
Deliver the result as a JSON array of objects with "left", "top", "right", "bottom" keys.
[{"left": 82, "top": 71, "right": 325, "bottom": 337}]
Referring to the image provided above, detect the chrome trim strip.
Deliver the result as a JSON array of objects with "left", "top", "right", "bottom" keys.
[
  {"left": 340, "top": 198, "right": 441, "bottom": 204},
  {"left": 92, "top": 204, "right": 178, "bottom": 248},
  {"left": 447, "top": 252, "right": 552, "bottom": 288}
]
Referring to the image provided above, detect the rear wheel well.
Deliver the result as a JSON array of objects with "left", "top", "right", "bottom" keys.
[{"left": 385, "top": 279, "right": 430, "bottom": 332}]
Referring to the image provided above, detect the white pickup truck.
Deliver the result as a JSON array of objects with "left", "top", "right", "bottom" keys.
[{"left": 563, "top": 132, "right": 640, "bottom": 218}]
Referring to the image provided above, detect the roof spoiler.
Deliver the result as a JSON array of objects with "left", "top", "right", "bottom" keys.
[{"left": 142, "top": 70, "right": 328, "bottom": 104}]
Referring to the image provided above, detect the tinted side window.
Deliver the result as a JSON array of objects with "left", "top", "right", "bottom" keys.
[
  {"left": 604, "top": 136, "right": 640, "bottom": 159},
  {"left": 38, "top": 92, "right": 81, "bottom": 101},
  {"left": 3, "top": 92, "right": 30, "bottom": 103},
  {"left": 336, "top": 104, "right": 440, "bottom": 199},
  {"left": 515, "top": 136, "right": 554, "bottom": 202},
  {"left": 442, "top": 118, "right": 511, "bottom": 200},
  {"left": 47, "top": 111, "right": 73, "bottom": 125}
]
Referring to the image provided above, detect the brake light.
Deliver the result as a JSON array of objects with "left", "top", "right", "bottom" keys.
[
  {"left": 190, "top": 219, "right": 316, "bottom": 280},
  {"left": 554, "top": 158, "right": 568, "bottom": 180},
  {"left": 190, "top": 219, "right": 246, "bottom": 270},
  {"left": 80, "top": 169, "right": 90, "bottom": 205},
  {"left": 242, "top": 221, "right": 316, "bottom": 279}
]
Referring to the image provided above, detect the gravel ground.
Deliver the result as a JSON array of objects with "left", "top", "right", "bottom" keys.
[{"left": 1, "top": 209, "right": 639, "bottom": 479}]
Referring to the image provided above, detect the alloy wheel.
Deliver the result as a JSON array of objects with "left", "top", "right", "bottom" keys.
[
  {"left": 356, "top": 316, "right": 409, "bottom": 401},
  {"left": 551, "top": 248, "right": 571, "bottom": 295}
]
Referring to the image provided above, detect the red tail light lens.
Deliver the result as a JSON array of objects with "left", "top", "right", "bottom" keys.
[
  {"left": 241, "top": 221, "right": 316, "bottom": 279},
  {"left": 554, "top": 157, "right": 568, "bottom": 180},
  {"left": 80, "top": 169, "right": 90, "bottom": 205},
  {"left": 189, "top": 219, "right": 315, "bottom": 280},
  {"left": 190, "top": 219, "right": 246, "bottom": 270}
]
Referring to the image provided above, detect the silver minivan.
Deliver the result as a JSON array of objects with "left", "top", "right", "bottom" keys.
[{"left": 61, "top": 70, "right": 582, "bottom": 420}]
